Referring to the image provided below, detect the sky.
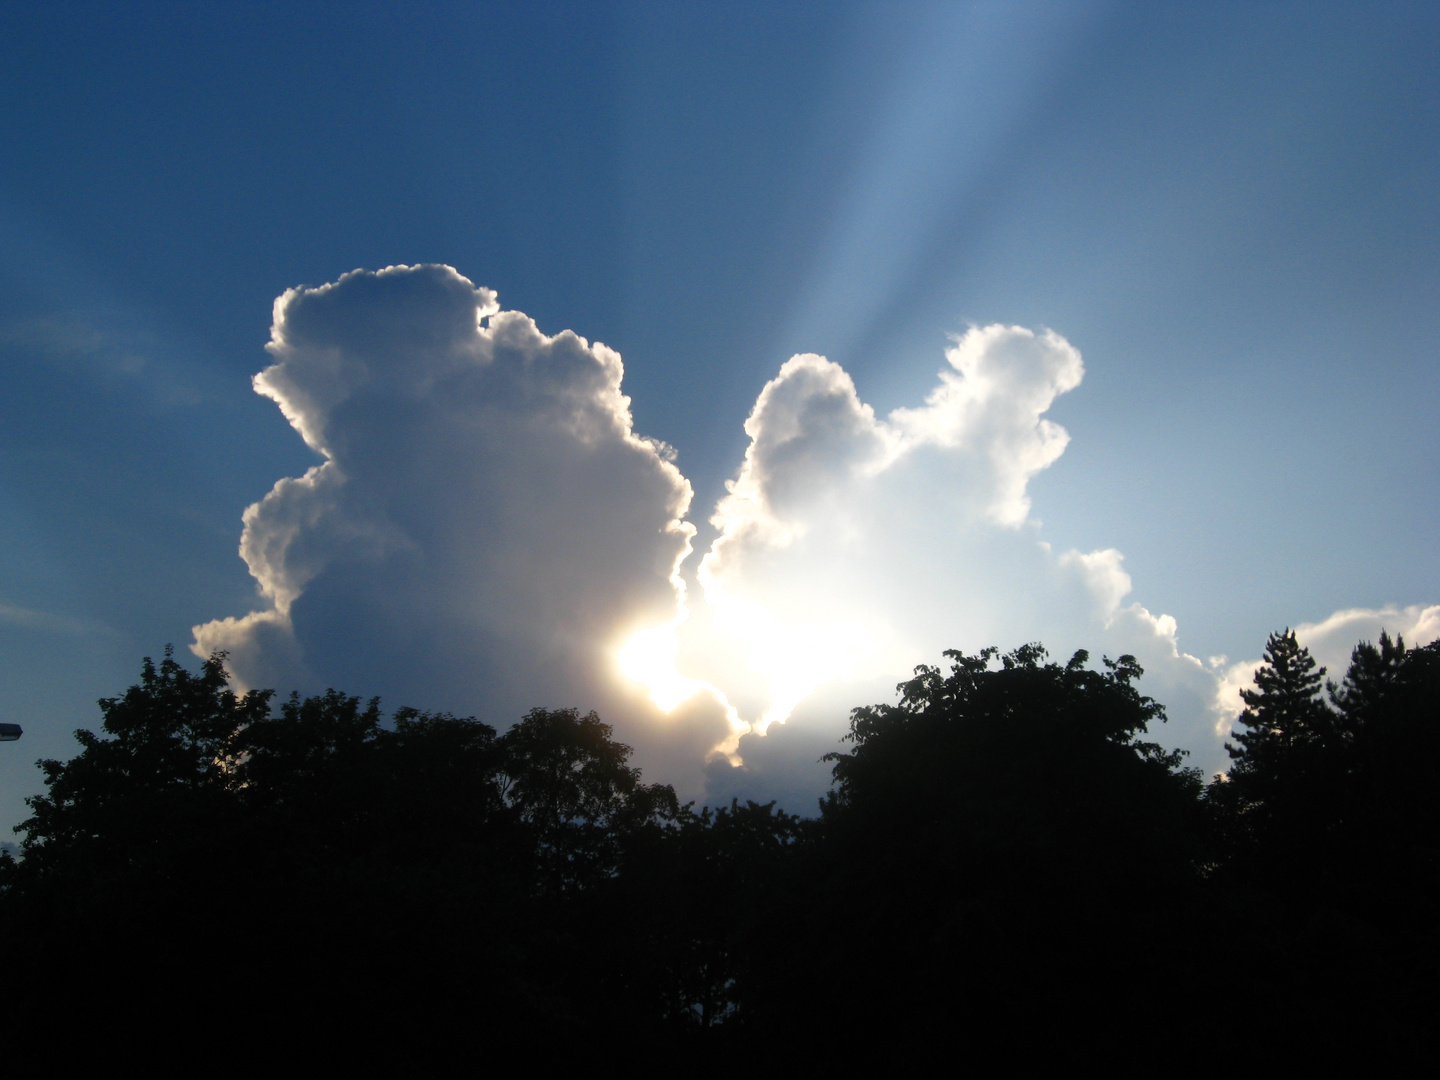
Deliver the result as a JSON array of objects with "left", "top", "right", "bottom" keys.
[{"left": 1, "top": 1, "right": 1437, "bottom": 830}]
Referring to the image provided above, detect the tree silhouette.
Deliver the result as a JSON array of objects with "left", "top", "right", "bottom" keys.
[
  {"left": 604, "top": 797, "right": 805, "bottom": 1032},
  {"left": 1326, "top": 633, "right": 1440, "bottom": 931},
  {"left": 749, "top": 644, "right": 1209, "bottom": 1066},
  {"left": 497, "top": 706, "right": 682, "bottom": 894},
  {"left": 1224, "top": 628, "right": 1332, "bottom": 793},
  {"left": 821, "top": 644, "right": 1201, "bottom": 890},
  {"left": 10, "top": 645, "right": 271, "bottom": 887},
  {"left": 1212, "top": 628, "right": 1340, "bottom": 872},
  {"left": 1204, "top": 630, "right": 1440, "bottom": 1062},
  {"left": 1330, "top": 629, "right": 1408, "bottom": 727},
  {"left": 6, "top": 636, "right": 1436, "bottom": 1067},
  {"left": 0, "top": 653, "right": 688, "bottom": 1067}
]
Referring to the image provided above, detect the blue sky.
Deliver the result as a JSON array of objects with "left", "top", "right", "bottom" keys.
[{"left": 2, "top": 1, "right": 1436, "bottom": 825}]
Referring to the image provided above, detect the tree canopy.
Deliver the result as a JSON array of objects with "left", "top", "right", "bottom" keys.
[{"left": 2, "top": 632, "right": 1437, "bottom": 1067}]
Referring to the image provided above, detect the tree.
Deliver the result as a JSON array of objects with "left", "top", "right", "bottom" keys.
[
  {"left": 762, "top": 644, "right": 1209, "bottom": 1064},
  {"left": 1203, "top": 631, "right": 1440, "bottom": 1060},
  {"left": 1213, "top": 629, "right": 1334, "bottom": 878},
  {"left": 1225, "top": 629, "right": 1331, "bottom": 783},
  {"left": 1325, "top": 633, "right": 1440, "bottom": 929},
  {"left": 823, "top": 644, "right": 1197, "bottom": 853},
  {"left": 1224, "top": 631, "right": 1330, "bottom": 791},
  {"left": 609, "top": 798, "right": 805, "bottom": 1031},
  {"left": 0, "top": 652, "right": 692, "bottom": 1066},
  {"left": 818, "top": 642, "right": 1206, "bottom": 921},
  {"left": 496, "top": 707, "right": 681, "bottom": 893},
  {"left": 0, "top": 650, "right": 282, "bottom": 1066},
  {"left": 1329, "top": 629, "right": 1408, "bottom": 728},
  {"left": 9, "top": 646, "right": 271, "bottom": 885}
]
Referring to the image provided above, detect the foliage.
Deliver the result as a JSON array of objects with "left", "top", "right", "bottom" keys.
[
  {"left": 1224, "top": 629, "right": 1333, "bottom": 792},
  {"left": 759, "top": 644, "right": 1213, "bottom": 1064},
  {"left": 4, "top": 633, "right": 1437, "bottom": 1065},
  {"left": 497, "top": 707, "right": 681, "bottom": 892},
  {"left": 822, "top": 643, "right": 1202, "bottom": 876},
  {"left": 1212, "top": 627, "right": 1440, "bottom": 909},
  {"left": 1329, "top": 629, "right": 1408, "bottom": 725},
  {"left": 10, "top": 646, "right": 271, "bottom": 885},
  {"left": 623, "top": 797, "right": 805, "bottom": 1029},
  {"left": 1200, "top": 628, "right": 1440, "bottom": 1061}
]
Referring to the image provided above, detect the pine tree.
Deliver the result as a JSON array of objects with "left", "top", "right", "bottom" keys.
[
  {"left": 1329, "top": 630, "right": 1407, "bottom": 729},
  {"left": 1226, "top": 629, "right": 1329, "bottom": 782}
]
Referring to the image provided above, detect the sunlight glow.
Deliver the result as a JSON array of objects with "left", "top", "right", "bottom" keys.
[
  {"left": 708, "top": 587, "right": 880, "bottom": 737},
  {"left": 617, "top": 612, "right": 750, "bottom": 766},
  {"left": 618, "top": 619, "right": 705, "bottom": 714},
  {"left": 608, "top": 5, "right": 1103, "bottom": 773},
  {"left": 618, "top": 578, "right": 885, "bottom": 768}
]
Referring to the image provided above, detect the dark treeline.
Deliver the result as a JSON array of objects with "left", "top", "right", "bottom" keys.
[{"left": 2, "top": 633, "right": 1437, "bottom": 1069}]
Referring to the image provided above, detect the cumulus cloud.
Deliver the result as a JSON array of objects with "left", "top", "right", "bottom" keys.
[
  {"left": 666, "top": 326, "right": 1222, "bottom": 767},
  {"left": 684, "top": 328, "right": 1091, "bottom": 739},
  {"left": 196, "top": 268, "right": 1433, "bottom": 807},
  {"left": 195, "top": 265, "right": 732, "bottom": 793}
]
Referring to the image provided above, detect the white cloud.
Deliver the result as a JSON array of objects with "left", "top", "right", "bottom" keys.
[
  {"left": 1056, "top": 548, "right": 1132, "bottom": 624},
  {"left": 196, "top": 270, "right": 1434, "bottom": 807},
  {"left": 1295, "top": 604, "right": 1440, "bottom": 670},
  {"left": 643, "top": 324, "right": 1233, "bottom": 780},
  {"left": 194, "top": 265, "right": 731, "bottom": 794},
  {"left": 889, "top": 325, "right": 1083, "bottom": 527}
]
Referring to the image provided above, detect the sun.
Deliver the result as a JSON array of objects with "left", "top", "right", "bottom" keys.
[
  {"left": 617, "top": 620, "right": 705, "bottom": 714},
  {"left": 616, "top": 587, "right": 887, "bottom": 767}
]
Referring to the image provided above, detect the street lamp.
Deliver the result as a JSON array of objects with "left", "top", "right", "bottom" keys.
[{"left": 0, "top": 723, "right": 21, "bottom": 742}]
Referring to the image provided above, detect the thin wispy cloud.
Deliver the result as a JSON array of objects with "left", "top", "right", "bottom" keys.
[
  {"left": 1, "top": 314, "right": 201, "bottom": 407},
  {"left": 0, "top": 599, "right": 114, "bottom": 639}
]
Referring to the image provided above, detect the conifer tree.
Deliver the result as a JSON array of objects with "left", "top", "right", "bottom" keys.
[
  {"left": 1213, "top": 628, "right": 1345, "bottom": 869},
  {"left": 1225, "top": 628, "right": 1330, "bottom": 791},
  {"left": 1329, "top": 630, "right": 1407, "bottom": 728}
]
